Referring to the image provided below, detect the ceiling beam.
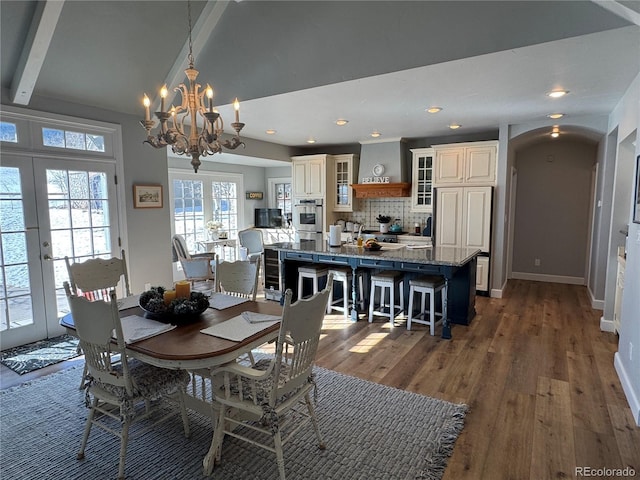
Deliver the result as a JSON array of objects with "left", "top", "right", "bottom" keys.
[
  {"left": 151, "top": 1, "right": 230, "bottom": 110},
  {"left": 591, "top": 0, "right": 640, "bottom": 26},
  {"left": 10, "top": 0, "right": 65, "bottom": 105}
]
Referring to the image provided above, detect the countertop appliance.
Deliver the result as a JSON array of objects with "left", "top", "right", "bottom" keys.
[{"left": 254, "top": 208, "right": 283, "bottom": 228}]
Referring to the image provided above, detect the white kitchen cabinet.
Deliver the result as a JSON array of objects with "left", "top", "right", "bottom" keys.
[
  {"left": 433, "top": 140, "right": 497, "bottom": 186},
  {"left": 435, "top": 185, "right": 493, "bottom": 294},
  {"left": 410, "top": 148, "right": 435, "bottom": 212},
  {"left": 292, "top": 155, "right": 326, "bottom": 198},
  {"left": 332, "top": 154, "right": 359, "bottom": 212},
  {"left": 476, "top": 256, "right": 489, "bottom": 292}
]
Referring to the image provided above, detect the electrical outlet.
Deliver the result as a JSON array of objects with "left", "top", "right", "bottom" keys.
[
  {"left": 534, "top": 258, "right": 541, "bottom": 267},
  {"left": 144, "top": 283, "right": 151, "bottom": 291}
]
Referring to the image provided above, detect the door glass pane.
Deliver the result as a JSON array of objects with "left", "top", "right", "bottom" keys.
[
  {"left": 0, "top": 167, "right": 34, "bottom": 330},
  {"left": 46, "top": 168, "right": 113, "bottom": 316}
]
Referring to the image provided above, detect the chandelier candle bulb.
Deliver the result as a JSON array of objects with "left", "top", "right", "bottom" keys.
[
  {"left": 234, "top": 98, "right": 240, "bottom": 123},
  {"left": 143, "top": 94, "right": 151, "bottom": 121},
  {"left": 160, "top": 84, "right": 168, "bottom": 112},
  {"left": 206, "top": 85, "right": 214, "bottom": 111}
]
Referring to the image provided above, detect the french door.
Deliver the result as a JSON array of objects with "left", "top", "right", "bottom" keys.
[{"left": 0, "top": 154, "right": 118, "bottom": 350}]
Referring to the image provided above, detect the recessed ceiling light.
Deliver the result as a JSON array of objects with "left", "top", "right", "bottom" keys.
[
  {"left": 547, "top": 90, "right": 569, "bottom": 98},
  {"left": 370, "top": 131, "right": 382, "bottom": 138},
  {"left": 547, "top": 113, "right": 564, "bottom": 119},
  {"left": 335, "top": 119, "right": 349, "bottom": 126},
  {"left": 306, "top": 138, "right": 316, "bottom": 144},
  {"left": 551, "top": 132, "right": 560, "bottom": 138},
  {"left": 265, "top": 129, "right": 277, "bottom": 135},
  {"left": 426, "top": 106, "right": 442, "bottom": 114},
  {"left": 448, "top": 123, "right": 461, "bottom": 130}
]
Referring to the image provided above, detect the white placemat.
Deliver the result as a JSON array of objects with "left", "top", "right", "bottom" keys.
[
  {"left": 200, "top": 315, "right": 279, "bottom": 342},
  {"left": 405, "top": 244, "right": 431, "bottom": 249},
  {"left": 209, "top": 293, "right": 250, "bottom": 310},
  {"left": 117, "top": 315, "right": 176, "bottom": 344},
  {"left": 117, "top": 294, "right": 141, "bottom": 311}
]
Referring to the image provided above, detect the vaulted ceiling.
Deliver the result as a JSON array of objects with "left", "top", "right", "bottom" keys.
[{"left": 2, "top": 1, "right": 639, "bottom": 150}]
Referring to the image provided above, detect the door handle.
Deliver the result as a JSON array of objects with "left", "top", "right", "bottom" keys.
[{"left": 43, "top": 254, "right": 53, "bottom": 260}]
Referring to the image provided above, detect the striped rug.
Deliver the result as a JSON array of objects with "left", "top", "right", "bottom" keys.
[{"left": 1, "top": 365, "right": 467, "bottom": 480}]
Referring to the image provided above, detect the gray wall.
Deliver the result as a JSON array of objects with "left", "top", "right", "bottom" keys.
[{"left": 512, "top": 139, "right": 597, "bottom": 278}]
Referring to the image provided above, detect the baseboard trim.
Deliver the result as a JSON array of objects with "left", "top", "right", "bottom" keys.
[
  {"left": 490, "top": 288, "right": 503, "bottom": 298},
  {"left": 511, "top": 272, "right": 585, "bottom": 285},
  {"left": 614, "top": 352, "right": 640, "bottom": 426},
  {"left": 588, "top": 287, "right": 605, "bottom": 310},
  {"left": 600, "top": 316, "right": 616, "bottom": 332}
]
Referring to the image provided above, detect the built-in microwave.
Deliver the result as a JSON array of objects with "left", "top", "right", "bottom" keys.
[
  {"left": 254, "top": 208, "right": 283, "bottom": 228},
  {"left": 293, "top": 199, "right": 323, "bottom": 233}
]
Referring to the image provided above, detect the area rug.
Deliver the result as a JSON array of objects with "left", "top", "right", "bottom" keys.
[
  {"left": 0, "top": 335, "right": 80, "bottom": 375},
  {"left": 1, "top": 366, "right": 467, "bottom": 480}
]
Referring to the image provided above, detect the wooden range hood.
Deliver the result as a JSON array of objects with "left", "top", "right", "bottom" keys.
[{"left": 350, "top": 182, "right": 411, "bottom": 198}]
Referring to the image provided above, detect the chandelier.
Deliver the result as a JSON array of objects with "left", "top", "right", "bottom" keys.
[{"left": 140, "top": 1, "right": 245, "bottom": 173}]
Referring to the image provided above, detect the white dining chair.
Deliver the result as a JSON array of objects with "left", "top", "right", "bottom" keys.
[
  {"left": 172, "top": 234, "right": 215, "bottom": 286},
  {"left": 205, "top": 276, "right": 333, "bottom": 480},
  {"left": 214, "top": 255, "right": 259, "bottom": 301},
  {"left": 238, "top": 228, "right": 265, "bottom": 282},
  {"left": 64, "top": 284, "right": 190, "bottom": 480},
  {"left": 65, "top": 250, "right": 131, "bottom": 388}
]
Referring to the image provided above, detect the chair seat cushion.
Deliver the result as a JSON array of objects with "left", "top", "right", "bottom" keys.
[{"left": 90, "top": 359, "right": 189, "bottom": 402}]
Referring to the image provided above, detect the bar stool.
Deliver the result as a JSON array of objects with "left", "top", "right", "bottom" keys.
[
  {"left": 407, "top": 275, "right": 447, "bottom": 335},
  {"left": 326, "top": 267, "right": 365, "bottom": 318},
  {"left": 368, "top": 271, "right": 404, "bottom": 326},
  {"left": 297, "top": 264, "right": 329, "bottom": 299}
]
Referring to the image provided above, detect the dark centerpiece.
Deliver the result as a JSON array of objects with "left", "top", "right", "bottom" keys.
[{"left": 139, "top": 286, "right": 209, "bottom": 324}]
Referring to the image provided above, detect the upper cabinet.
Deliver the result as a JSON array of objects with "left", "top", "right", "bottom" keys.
[
  {"left": 291, "top": 155, "right": 327, "bottom": 198},
  {"left": 332, "top": 154, "right": 359, "bottom": 212},
  {"left": 410, "top": 148, "right": 435, "bottom": 212},
  {"left": 433, "top": 140, "right": 497, "bottom": 186}
]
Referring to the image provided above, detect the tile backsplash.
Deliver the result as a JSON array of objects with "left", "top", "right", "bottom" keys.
[{"left": 335, "top": 198, "right": 432, "bottom": 232}]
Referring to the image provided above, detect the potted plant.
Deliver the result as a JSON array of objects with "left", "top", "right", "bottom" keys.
[{"left": 376, "top": 214, "right": 392, "bottom": 233}]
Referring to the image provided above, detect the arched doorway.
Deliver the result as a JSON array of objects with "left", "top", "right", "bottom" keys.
[{"left": 508, "top": 127, "right": 602, "bottom": 285}]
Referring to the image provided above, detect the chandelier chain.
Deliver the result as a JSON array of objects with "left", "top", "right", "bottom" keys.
[{"left": 187, "top": 0, "right": 194, "bottom": 67}]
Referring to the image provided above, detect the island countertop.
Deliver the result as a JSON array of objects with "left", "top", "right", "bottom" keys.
[{"left": 267, "top": 241, "right": 481, "bottom": 267}]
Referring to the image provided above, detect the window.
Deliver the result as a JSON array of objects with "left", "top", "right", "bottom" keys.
[
  {"left": 172, "top": 179, "right": 204, "bottom": 254},
  {"left": 268, "top": 178, "right": 292, "bottom": 225},
  {"left": 170, "top": 171, "right": 243, "bottom": 262},
  {"left": 0, "top": 122, "right": 18, "bottom": 143},
  {"left": 211, "top": 181, "right": 239, "bottom": 240},
  {"left": 42, "top": 127, "right": 105, "bottom": 152}
]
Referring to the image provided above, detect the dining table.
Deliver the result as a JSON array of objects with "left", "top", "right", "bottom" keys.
[{"left": 59, "top": 294, "right": 283, "bottom": 474}]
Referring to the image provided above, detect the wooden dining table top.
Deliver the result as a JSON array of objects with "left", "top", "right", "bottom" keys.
[{"left": 60, "top": 299, "right": 283, "bottom": 370}]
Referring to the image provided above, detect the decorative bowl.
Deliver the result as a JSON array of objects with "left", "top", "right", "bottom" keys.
[
  {"left": 364, "top": 244, "right": 382, "bottom": 252},
  {"left": 139, "top": 287, "right": 209, "bottom": 324}
]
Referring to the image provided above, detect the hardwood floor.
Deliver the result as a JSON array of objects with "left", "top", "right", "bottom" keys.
[{"left": 3, "top": 279, "right": 638, "bottom": 479}]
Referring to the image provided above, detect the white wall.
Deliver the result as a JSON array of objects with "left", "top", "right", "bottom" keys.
[{"left": 609, "top": 73, "right": 640, "bottom": 425}]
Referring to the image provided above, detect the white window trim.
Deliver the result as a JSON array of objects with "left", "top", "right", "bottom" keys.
[
  {"left": 0, "top": 104, "right": 128, "bottom": 258},
  {"left": 169, "top": 169, "right": 245, "bottom": 234},
  {"left": 267, "top": 176, "right": 292, "bottom": 209}
]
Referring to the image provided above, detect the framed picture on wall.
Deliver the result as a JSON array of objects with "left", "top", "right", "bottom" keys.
[
  {"left": 133, "top": 184, "right": 163, "bottom": 209},
  {"left": 635, "top": 155, "right": 640, "bottom": 224}
]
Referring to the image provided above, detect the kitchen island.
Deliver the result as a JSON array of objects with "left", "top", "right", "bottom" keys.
[{"left": 268, "top": 241, "right": 481, "bottom": 339}]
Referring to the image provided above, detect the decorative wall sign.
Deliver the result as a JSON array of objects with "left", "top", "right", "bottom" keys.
[
  {"left": 246, "top": 191, "right": 264, "bottom": 200},
  {"left": 133, "top": 184, "right": 163, "bottom": 208},
  {"left": 361, "top": 176, "right": 391, "bottom": 184}
]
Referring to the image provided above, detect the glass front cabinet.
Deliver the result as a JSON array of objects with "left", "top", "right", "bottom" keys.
[
  {"left": 332, "top": 154, "right": 359, "bottom": 212},
  {"left": 410, "top": 148, "right": 435, "bottom": 212}
]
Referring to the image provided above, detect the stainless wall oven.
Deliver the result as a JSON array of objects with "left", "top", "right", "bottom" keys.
[{"left": 293, "top": 199, "right": 323, "bottom": 235}]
